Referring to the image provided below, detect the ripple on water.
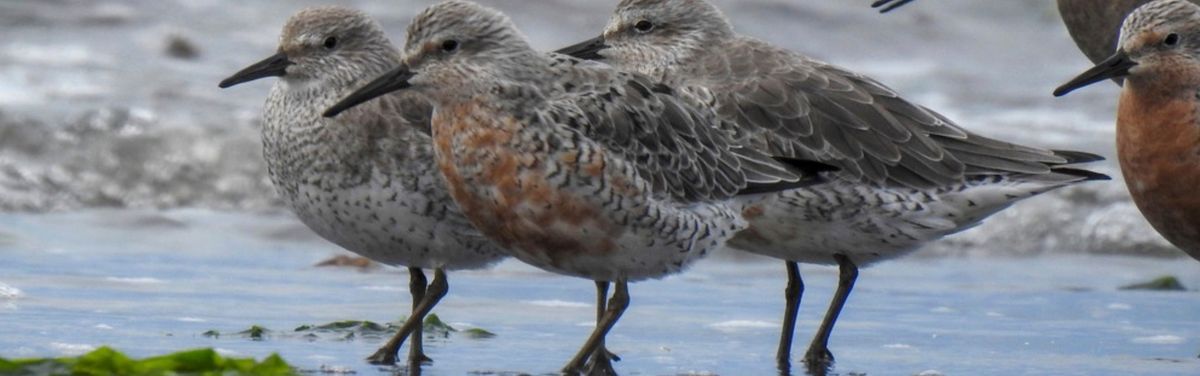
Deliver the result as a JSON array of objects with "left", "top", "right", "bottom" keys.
[
  {"left": 48, "top": 342, "right": 95, "bottom": 356},
  {"left": 522, "top": 300, "right": 590, "bottom": 309},
  {"left": 0, "top": 282, "right": 21, "bottom": 299},
  {"left": 1131, "top": 335, "right": 1187, "bottom": 345},
  {"left": 707, "top": 320, "right": 775, "bottom": 333},
  {"left": 103, "top": 277, "right": 167, "bottom": 285}
]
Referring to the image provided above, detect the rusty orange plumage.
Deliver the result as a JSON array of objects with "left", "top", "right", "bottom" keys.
[
  {"left": 433, "top": 102, "right": 626, "bottom": 261},
  {"left": 1118, "top": 78, "right": 1200, "bottom": 256}
]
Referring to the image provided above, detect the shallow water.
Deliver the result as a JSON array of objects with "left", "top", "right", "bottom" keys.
[{"left": 1, "top": 210, "right": 1198, "bottom": 375}]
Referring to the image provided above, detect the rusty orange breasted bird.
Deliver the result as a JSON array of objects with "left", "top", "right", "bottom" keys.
[
  {"left": 1056, "top": 0, "right": 1200, "bottom": 263},
  {"left": 323, "top": 1, "right": 833, "bottom": 373}
]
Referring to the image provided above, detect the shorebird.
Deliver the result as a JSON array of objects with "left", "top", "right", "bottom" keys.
[
  {"left": 216, "top": 6, "right": 507, "bottom": 367},
  {"left": 557, "top": 0, "right": 1110, "bottom": 373},
  {"left": 1054, "top": 0, "right": 1200, "bottom": 263},
  {"left": 322, "top": 1, "right": 833, "bottom": 373}
]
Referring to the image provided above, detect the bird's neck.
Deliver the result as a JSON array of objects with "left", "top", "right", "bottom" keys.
[
  {"left": 1117, "top": 64, "right": 1200, "bottom": 167},
  {"left": 1117, "top": 79, "right": 1200, "bottom": 178},
  {"left": 438, "top": 56, "right": 556, "bottom": 116}
]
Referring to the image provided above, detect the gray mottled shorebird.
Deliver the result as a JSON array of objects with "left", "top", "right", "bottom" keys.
[
  {"left": 322, "top": 1, "right": 833, "bottom": 373},
  {"left": 216, "top": 6, "right": 506, "bottom": 367},
  {"left": 1054, "top": 0, "right": 1200, "bottom": 263},
  {"left": 557, "top": 0, "right": 1110, "bottom": 373}
]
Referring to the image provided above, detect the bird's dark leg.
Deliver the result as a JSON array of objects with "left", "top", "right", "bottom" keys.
[
  {"left": 563, "top": 280, "right": 630, "bottom": 375},
  {"left": 776, "top": 261, "right": 804, "bottom": 374},
  {"left": 366, "top": 268, "right": 450, "bottom": 366},
  {"left": 585, "top": 281, "right": 621, "bottom": 375},
  {"left": 803, "top": 255, "right": 858, "bottom": 375},
  {"left": 407, "top": 267, "right": 433, "bottom": 365}
]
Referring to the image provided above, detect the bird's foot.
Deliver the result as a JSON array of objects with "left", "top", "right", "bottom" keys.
[
  {"left": 365, "top": 346, "right": 398, "bottom": 365},
  {"left": 583, "top": 347, "right": 620, "bottom": 376},
  {"left": 802, "top": 347, "right": 834, "bottom": 376},
  {"left": 407, "top": 352, "right": 433, "bottom": 366}
]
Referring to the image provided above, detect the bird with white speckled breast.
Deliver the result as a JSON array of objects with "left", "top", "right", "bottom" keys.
[{"left": 217, "top": 6, "right": 507, "bottom": 367}]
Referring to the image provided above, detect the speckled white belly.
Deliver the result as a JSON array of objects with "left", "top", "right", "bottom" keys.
[
  {"left": 284, "top": 171, "right": 503, "bottom": 270},
  {"left": 729, "top": 181, "right": 986, "bottom": 266}
]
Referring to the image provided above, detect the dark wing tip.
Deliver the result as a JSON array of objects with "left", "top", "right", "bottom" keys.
[
  {"left": 737, "top": 181, "right": 809, "bottom": 196},
  {"left": 1051, "top": 167, "right": 1111, "bottom": 182},
  {"left": 737, "top": 158, "right": 838, "bottom": 196},
  {"left": 1050, "top": 150, "right": 1106, "bottom": 165},
  {"left": 771, "top": 156, "right": 841, "bottom": 175}
]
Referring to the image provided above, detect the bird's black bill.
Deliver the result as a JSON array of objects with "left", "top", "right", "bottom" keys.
[
  {"left": 323, "top": 65, "right": 415, "bottom": 118},
  {"left": 871, "top": 0, "right": 915, "bottom": 13},
  {"left": 554, "top": 35, "right": 609, "bottom": 61},
  {"left": 1053, "top": 50, "right": 1136, "bottom": 97},
  {"left": 218, "top": 52, "right": 292, "bottom": 88}
]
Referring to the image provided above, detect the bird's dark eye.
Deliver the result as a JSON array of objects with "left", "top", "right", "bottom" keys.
[
  {"left": 323, "top": 37, "right": 338, "bottom": 50},
  {"left": 1164, "top": 33, "right": 1181, "bottom": 47},
  {"left": 634, "top": 20, "right": 655, "bottom": 33},
  {"left": 442, "top": 40, "right": 459, "bottom": 52}
]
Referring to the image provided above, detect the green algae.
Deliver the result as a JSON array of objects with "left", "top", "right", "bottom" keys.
[
  {"left": 422, "top": 314, "right": 456, "bottom": 337},
  {"left": 0, "top": 347, "right": 294, "bottom": 376},
  {"left": 1120, "top": 276, "right": 1188, "bottom": 291},
  {"left": 294, "top": 320, "right": 389, "bottom": 333},
  {"left": 236, "top": 325, "right": 269, "bottom": 340},
  {"left": 462, "top": 328, "right": 496, "bottom": 339},
  {"left": 219, "top": 316, "right": 494, "bottom": 343}
]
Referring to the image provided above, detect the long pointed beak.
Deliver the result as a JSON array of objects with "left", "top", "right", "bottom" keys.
[
  {"left": 871, "top": 0, "right": 915, "bottom": 13},
  {"left": 323, "top": 65, "right": 415, "bottom": 118},
  {"left": 554, "top": 35, "right": 609, "bottom": 61},
  {"left": 218, "top": 52, "right": 292, "bottom": 88},
  {"left": 1053, "top": 50, "right": 1137, "bottom": 97}
]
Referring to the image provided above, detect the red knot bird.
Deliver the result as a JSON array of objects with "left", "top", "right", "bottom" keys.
[
  {"left": 1055, "top": 0, "right": 1200, "bottom": 263},
  {"left": 217, "top": 6, "right": 507, "bottom": 367},
  {"left": 322, "top": 1, "right": 834, "bottom": 373},
  {"left": 557, "top": 0, "right": 1110, "bottom": 373}
]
